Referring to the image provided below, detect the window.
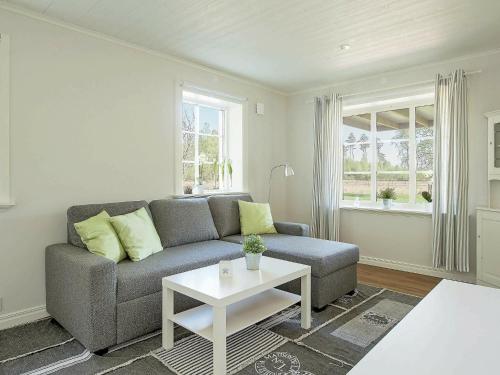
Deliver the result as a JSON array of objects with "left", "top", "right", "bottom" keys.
[
  {"left": 342, "top": 99, "right": 434, "bottom": 208},
  {"left": 179, "top": 89, "right": 243, "bottom": 195},
  {"left": 182, "top": 101, "right": 225, "bottom": 193}
]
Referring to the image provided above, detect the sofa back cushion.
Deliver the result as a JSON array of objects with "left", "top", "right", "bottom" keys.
[
  {"left": 149, "top": 198, "right": 219, "bottom": 248},
  {"left": 207, "top": 194, "right": 253, "bottom": 238},
  {"left": 67, "top": 200, "right": 151, "bottom": 248}
]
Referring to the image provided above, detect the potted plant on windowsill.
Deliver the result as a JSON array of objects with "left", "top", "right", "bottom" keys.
[
  {"left": 212, "top": 160, "right": 220, "bottom": 190},
  {"left": 243, "top": 234, "right": 267, "bottom": 270},
  {"left": 225, "top": 158, "right": 233, "bottom": 189},
  {"left": 192, "top": 178, "right": 204, "bottom": 195},
  {"left": 193, "top": 156, "right": 207, "bottom": 195},
  {"left": 421, "top": 190, "right": 432, "bottom": 210},
  {"left": 378, "top": 187, "right": 397, "bottom": 209}
]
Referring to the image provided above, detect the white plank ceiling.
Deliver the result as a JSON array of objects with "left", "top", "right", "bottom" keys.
[{"left": 5, "top": 0, "right": 500, "bottom": 92}]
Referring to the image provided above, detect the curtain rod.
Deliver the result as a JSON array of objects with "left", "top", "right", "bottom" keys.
[{"left": 305, "top": 70, "right": 481, "bottom": 103}]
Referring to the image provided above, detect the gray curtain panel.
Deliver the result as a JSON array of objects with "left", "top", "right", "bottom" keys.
[
  {"left": 432, "top": 69, "right": 469, "bottom": 272},
  {"left": 311, "top": 94, "right": 343, "bottom": 240}
]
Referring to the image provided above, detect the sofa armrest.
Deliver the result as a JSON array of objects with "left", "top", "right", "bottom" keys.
[
  {"left": 274, "top": 221, "right": 310, "bottom": 237},
  {"left": 45, "top": 243, "right": 117, "bottom": 351}
]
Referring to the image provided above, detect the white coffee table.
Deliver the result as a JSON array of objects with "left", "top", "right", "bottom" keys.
[
  {"left": 162, "top": 256, "right": 311, "bottom": 374},
  {"left": 348, "top": 280, "right": 500, "bottom": 374}
]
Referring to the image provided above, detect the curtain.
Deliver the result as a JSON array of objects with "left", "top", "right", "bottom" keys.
[
  {"left": 432, "top": 69, "right": 469, "bottom": 272},
  {"left": 311, "top": 94, "right": 343, "bottom": 240}
]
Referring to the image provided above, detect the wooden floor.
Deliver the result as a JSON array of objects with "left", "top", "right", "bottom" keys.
[{"left": 357, "top": 263, "right": 442, "bottom": 298}]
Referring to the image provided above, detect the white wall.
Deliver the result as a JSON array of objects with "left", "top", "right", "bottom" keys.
[
  {"left": 0, "top": 34, "right": 9, "bottom": 205},
  {"left": 286, "top": 50, "right": 500, "bottom": 282},
  {"left": 0, "top": 7, "right": 288, "bottom": 322}
]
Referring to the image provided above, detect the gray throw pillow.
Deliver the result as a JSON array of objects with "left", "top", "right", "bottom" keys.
[
  {"left": 207, "top": 194, "right": 253, "bottom": 238},
  {"left": 149, "top": 198, "right": 219, "bottom": 248}
]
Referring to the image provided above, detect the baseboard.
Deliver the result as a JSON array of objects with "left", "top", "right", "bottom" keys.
[
  {"left": 0, "top": 305, "right": 49, "bottom": 330},
  {"left": 359, "top": 256, "right": 477, "bottom": 283}
]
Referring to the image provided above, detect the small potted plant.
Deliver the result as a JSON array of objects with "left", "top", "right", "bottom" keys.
[
  {"left": 243, "top": 234, "right": 266, "bottom": 270},
  {"left": 378, "top": 187, "right": 397, "bottom": 209},
  {"left": 226, "top": 159, "right": 233, "bottom": 188},
  {"left": 421, "top": 190, "right": 432, "bottom": 209},
  {"left": 192, "top": 165, "right": 204, "bottom": 194},
  {"left": 193, "top": 155, "right": 207, "bottom": 194},
  {"left": 212, "top": 160, "right": 219, "bottom": 190}
]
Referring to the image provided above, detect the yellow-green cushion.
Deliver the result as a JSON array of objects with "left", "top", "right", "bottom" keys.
[
  {"left": 238, "top": 200, "right": 277, "bottom": 236},
  {"left": 74, "top": 210, "right": 127, "bottom": 263},
  {"left": 109, "top": 207, "right": 163, "bottom": 261}
]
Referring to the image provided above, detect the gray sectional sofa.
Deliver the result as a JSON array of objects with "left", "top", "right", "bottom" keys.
[{"left": 45, "top": 194, "right": 359, "bottom": 352}]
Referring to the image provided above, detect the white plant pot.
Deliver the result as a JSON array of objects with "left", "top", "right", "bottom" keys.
[
  {"left": 382, "top": 199, "right": 393, "bottom": 209},
  {"left": 245, "top": 253, "right": 262, "bottom": 270},
  {"left": 192, "top": 184, "right": 204, "bottom": 195}
]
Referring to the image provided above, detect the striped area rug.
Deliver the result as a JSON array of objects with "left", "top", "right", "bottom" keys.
[
  {"left": 257, "top": 305, "right": 301, "bottom": 330},
  {"left": 153, "top": 325, "right": 287, "bottom": 375},
  {"left": 22, "top": 349, "right": 93, "bottom": 375}
]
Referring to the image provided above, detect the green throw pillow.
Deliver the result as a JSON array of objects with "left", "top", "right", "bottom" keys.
[
  {"left": 110, "top": 207, "right": 163, "bottom": 261},
  {"left": 238, "top": 200, "right": 277, "bottom": 236},
  {"left": 74, "top": 210, "right": 127, "bottom": 263}
]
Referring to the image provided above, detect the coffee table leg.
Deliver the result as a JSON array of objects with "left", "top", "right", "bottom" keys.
[
  {"left": 301, "top": 272, "right": 311, "bottom": 329},
  {"left": 213, "top": 306, "right": 227, "bottom": 374},
  {"left": 162, "top": 286, "right": 174, "bottom": 350}
]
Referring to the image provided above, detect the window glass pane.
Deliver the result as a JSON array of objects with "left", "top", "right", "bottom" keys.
[
  {"left": 182, "top": 132, "right": 195, "bottom": 161},
  {"left": 342, "top": 113, "right": 371, "bottom": 200},
  {"left": 377, "top": 141, "right": 409, "bottom": 171},
  {"left": 376, "top": 108, "right": 409, "bottom": 140},
  {"left": 416, "top": 105, "right": 434, "bottom": 202},
  {"left": 343, "top": 173, "right": 371, "bottom": 201},
  {"left": 199, "top": 135, "right": 219, "bottom": 163},
  {"left": 199, "top": 106, "right": 220, "bottom": 135},
  {"left": 376, "top": 109, "right": 409, "bottom": 203},
  {"left": 200, "top": 163, "right": 218, "bottom": 190},
  {"left": 182, "top": 103, "right": 195, "bottom": 132},
  {"left": 182, "top": 162, "right": 195, "bottom": 194},
  {"left": 415, "top": 105, "right": 434, "bottom": 139}
]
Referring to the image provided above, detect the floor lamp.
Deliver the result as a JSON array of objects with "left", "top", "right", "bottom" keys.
[{"left": 268, "top": 163, "right": 294, "bottom": 202}]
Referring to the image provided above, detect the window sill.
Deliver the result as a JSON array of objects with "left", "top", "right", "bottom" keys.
[
  {"left": 340, "top": 203, "right": 431, "bottom": 216},
  {"left": 172, "top": 191, "right": 248, "bottom": 199},
  {"left": 0, "top": 201, "right": 15, "bottom": 209}
]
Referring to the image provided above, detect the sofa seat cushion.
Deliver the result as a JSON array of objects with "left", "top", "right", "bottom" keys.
[
  {"left": 116, "top": 240, "right": 243, "bottom": 303},
  {"left": 222, "top": 234, "right": 359, "bottom": 278}
]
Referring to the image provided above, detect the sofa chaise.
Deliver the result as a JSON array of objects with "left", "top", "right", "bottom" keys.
[{"left": 45, "top": 194, "right": 359, "bottom": 352}]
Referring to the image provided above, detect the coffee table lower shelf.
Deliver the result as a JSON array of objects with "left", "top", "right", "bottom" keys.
[{"left": 170, "top": 288, "right": 301, "bottom": 341}]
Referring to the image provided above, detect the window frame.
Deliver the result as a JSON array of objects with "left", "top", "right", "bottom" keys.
[
  {"left": 175, "top": 82, "right": 248, "bottom": 196},
  {"left": 341, "top": 95, "right": 434, "bottom": 211},
  {"left": 181, "top": 99, "right": 228, "bottom": 191}
]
